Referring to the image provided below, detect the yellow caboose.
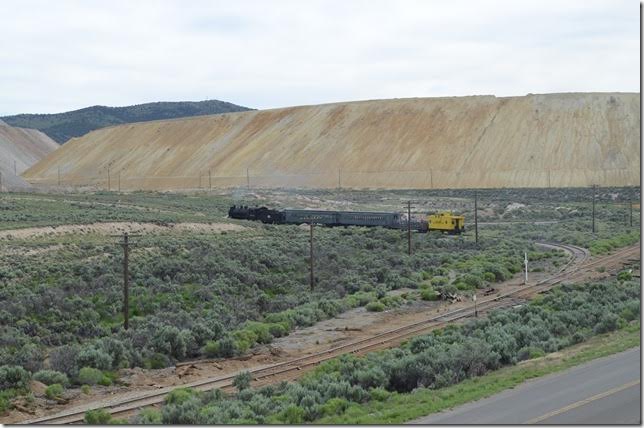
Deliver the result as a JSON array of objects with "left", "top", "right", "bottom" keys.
[{"left": 428, "top": 212, "right": 465, "bottom": 234}]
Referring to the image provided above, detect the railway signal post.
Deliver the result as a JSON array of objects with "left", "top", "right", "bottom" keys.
[{"left": 473, "top": 294, "right": 477, "bottom": 317}]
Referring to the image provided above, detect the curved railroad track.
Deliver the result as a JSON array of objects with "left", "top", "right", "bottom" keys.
[{"left": 21, "top": 241, "right": 639, "bottom": 424}]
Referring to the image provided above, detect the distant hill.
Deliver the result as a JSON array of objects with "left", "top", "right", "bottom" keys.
[{"left": 2, "top": 100, "right": 253, "bottom": 144}]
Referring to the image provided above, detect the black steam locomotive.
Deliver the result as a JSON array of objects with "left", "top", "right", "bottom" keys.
[{"left": 228, "top": 205, "right": 429, "bottom": 232}]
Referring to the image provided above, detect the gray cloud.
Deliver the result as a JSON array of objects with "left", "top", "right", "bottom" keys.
[{"left": 0, "top": 0, "right": 638, "bottom": 115}]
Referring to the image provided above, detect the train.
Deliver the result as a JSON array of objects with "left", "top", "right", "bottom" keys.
[{"left": 228, "top": 205, "right": 465, "bottom": 234}]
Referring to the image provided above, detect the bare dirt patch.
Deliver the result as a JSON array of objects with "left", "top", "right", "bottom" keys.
[{"left": 0, "top": 222, "right": 246, "bottom": 240}]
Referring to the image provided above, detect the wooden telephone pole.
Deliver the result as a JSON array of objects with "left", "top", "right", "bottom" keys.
[
  {"left": 114, "top": 232, "right": 140, "bottom": 330},
  {"left": 407, "top": 201, "right": 412, "bottom": 255},
  {"left": 309, "top": 223, "right": 315, "bottom": 291}
]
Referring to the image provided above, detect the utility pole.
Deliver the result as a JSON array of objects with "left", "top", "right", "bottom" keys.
[
  {"left": 107, "top": 167, "right": 111, "bottom": 191},
  {"left": 116, "top": 232, "right": 140, "bottom": 330},
  {"left": 407, "top": 200, "right": 412, "bottom": 256},
  {"left": 630, "top": 198, "right": 633, "bottom": 227},
  {"left": 524, "top": 251, "right": 528, "bottom": 285},
  {"left": 0, "top": 171, "right": 3, "bottom": 191},
  {"left": 57, "top": 166, "right": 61, "bottom": 186},
  {"left": 209, "top": 170, "right": 212, "bottom": 190},
  {"left": 309, "top": 223, "right": 315, "bottom": 291},
  {"left": 338, "top": 168, "right": 341, "bottom": 189},
  {"left": 474, "top": 190, "right": 479, "bottom": 245},
  {"left": 118, "top": 172, "right": 121, "bottom": 193},
  {"left": 246, "top": 168, "right": 250, "bottom": 189},
  {"left": 13, "top": 160, "right": 16, "bottom": 175},
  {"left": 591, "top": 184, "right": 596, "bottom": 234},
  {"left": 547, "top": 169, "right": 551, "bottom": 188},
  {"left": 121, "top": 233, "right": 130, "bottom": 330}
]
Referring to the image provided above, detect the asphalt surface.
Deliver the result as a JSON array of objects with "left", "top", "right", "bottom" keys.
[{"left": 411, "top": 347, "right": 641, "bottom": 425}]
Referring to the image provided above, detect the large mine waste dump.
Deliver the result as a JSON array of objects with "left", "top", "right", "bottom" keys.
[{"left": 23, "top": 92, "right": 640, "bottom": 190}]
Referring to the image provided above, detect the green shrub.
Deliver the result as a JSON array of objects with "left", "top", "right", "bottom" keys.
[
  {"left": 78, "top": 367, "right": 104, "bottom": 386},
  {"left": 81, "top": 385, "right": 91, "bottom": 394},
  {"left": 463, "top": 274, "right": 483, "bottom": 288},
  {"left": 204, "top": 336, "right": 236, "bottom": 358},
  {"left": 620, "top": 306, "right": 638, "bottom": 322},
  {"left": 617, "top": 270, "right": 632, "bottom": 282},
  {"left": 365, "top": 301, "right": 385, "bottom": 312},
  {"left": 483, "top": 272, "right": 496, "bottom": 282},
  {"left": 455, "top": 281, "right": 470, "bottom": 290},
  {"left": 243, "top": 322, "right": 273, "bottom": 344},
  {"left": 594, "top": 313, "right": 619, "bottom": 334},
  {"left": 84, "top": 409, "right": 113, "bottom": 424},
  {"left": 517, "top": 346, "right": 545, "bottom": 361},
  {"left": 281, "top": 405, "right": 305, "bottom": 424},
  {"left": 420, "top": 288, "right": 439, "bottom": 301},
  {"left": 369, "top": 387, "right": 391, "bottom": 401},
  {"left": 0, "top": 365, "right": 30, "bottom": 390},
  {"left": 268, "top": 322, "right": 289, "bottom": 338},
  {"left": 320, "top": 397, "right": 349, "bottom": 416},
  {"left": 233, "top": 371, "right": 252, "bottom": 392},
  {"left": 144, "top": 353, "right": 170, "bottom": 369},
  {"left": 77, "top": 348, "right": 112, "bottom": 371},
  {"left": 165, "top": 387, "right": 196, "bottom": 405},
  {"left": 431, "top": 276, "right": 448, "bottom": 286},
  {"left": 98, "top": 375, "right": 112, "bottom": 386},
  {"left": 45, "top": 383, "right": 64, "bottom": 399},
  {"left": 135, "top": 408, "right": 162, "bottom": 424},
  {"left": 34, "top": 370, "right": 69, "bottom": 386}
]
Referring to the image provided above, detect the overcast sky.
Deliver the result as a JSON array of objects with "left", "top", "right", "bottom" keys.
[{"left": 0, "top": 0, "right": 639, "bottom": 115}]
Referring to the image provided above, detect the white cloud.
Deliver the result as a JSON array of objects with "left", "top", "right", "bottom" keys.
[{"left": 0, "top": 0, "right": 638, "bottom": 114}]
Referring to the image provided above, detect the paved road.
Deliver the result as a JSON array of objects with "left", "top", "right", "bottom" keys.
[{"left": 411, "top": 347, "right": 641, "bottom": 425}]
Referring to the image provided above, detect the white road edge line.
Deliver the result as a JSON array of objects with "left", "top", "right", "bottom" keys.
[{"left": 522, "top": 379, "right": 640, "bottom": 424}]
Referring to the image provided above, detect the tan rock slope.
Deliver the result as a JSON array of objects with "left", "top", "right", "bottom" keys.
[
  {"left": 0, "top": 122, "right": 58, "bottom": 189},
  {"left": 24, "top": 93, "right": 640, "bottom": 190}
]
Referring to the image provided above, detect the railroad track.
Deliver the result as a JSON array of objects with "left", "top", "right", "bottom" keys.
[{"left": 22, "top": 242, "right": 639, "bottom": 424}]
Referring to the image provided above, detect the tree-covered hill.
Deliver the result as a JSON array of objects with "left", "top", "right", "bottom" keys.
[{"left": 1, "top": 100, "right": 253, "bottom": 144}]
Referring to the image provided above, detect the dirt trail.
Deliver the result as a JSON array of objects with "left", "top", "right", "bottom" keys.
[{"left": 0, "top": 221, "right": 246, "bottom": 240}]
